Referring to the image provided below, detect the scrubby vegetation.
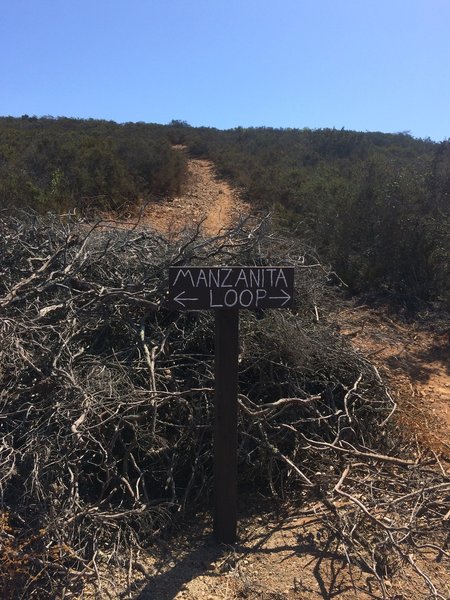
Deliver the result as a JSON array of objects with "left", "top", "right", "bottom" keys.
[
  {"left": 1, "top": 116, "right": 449, "bottom": 305},
  {"left": 1, "top": 117, "right": 449, "bottom": 597},
  {"left": 1, "top": 212, "right": 449, "bottom": 598},
  {"left": 0, "top": 116, "right": 186, "bottom": 213},
  {"left": 179, "top": 124, "right": 450, "bottom": 306}
]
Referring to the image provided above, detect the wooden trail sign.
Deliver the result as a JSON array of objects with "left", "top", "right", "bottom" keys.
[
  {"left": 169, "top": 266, "right": 294, "bottom": 310},
  {"left": 169, "top": 265, "right": 294, "bottom": 544}
]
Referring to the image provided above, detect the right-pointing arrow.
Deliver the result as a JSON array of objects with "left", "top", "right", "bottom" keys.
[{"left": 268, "top": 289, "right": 291, "bottom": 306}]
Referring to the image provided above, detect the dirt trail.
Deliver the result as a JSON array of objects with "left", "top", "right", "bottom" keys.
[
  {"left": 144, "top": 150, "right": 450, "bottom": 452},
  {"left": 89, "top": 157, "right": 450, "bottom": 600},
  {"left": 92, "top": 505, "right": 450, "bottom": 600},
  {"left": 337, "top": 303, "right": 450, "bottom": 454},
  {"left": 133, "top": 148, "right": 249, "bottom": 237}
]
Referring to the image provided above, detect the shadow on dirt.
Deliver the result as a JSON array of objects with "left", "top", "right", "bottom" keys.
[
  {"left": 119, "top": 513, "right": 381, "bottom": 600},
  {"left": 130, "top": 540, "right": 222, "bottom": 600},
  {"left": 415, "top": 336, "right": 450, "bottom": 376},
  {"left": 385, "top": 353, "right": 442, "bottom": 383},
  {"left": 389, "top": 333, "right": 450, "bottom": 382}
]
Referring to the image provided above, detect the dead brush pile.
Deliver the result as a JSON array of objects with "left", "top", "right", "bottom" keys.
[{"left": 0, "top": 211, "right": 449, "bottom": 599}]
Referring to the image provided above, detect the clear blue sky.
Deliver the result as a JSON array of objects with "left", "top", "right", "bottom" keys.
[{"left": 1, "top": 0, "right": 449, "bottom": 140}]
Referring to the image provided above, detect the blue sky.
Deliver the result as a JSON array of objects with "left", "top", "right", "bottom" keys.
[{"left": 1, "top": 0, "right": 449, "bottom": 140}]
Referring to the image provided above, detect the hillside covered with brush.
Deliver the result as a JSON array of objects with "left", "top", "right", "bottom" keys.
[
  {"left": 1, "top": 116, "right": 450, "bottom": 598},
  {"left": 1, "top": 116, "right": 449, "bottom": 306},
  {"left": 181, "top": 124, "right": 450, "bottom": 306}
]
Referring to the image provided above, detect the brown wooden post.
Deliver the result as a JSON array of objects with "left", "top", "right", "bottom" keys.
[
  {"left": 214, "top": 308, "right": 239, "bottom": 543},
  {"left": 168, "top": 265, "right": 294, "bottom": 543}
]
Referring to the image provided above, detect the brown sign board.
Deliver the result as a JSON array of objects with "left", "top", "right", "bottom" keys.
[{"left": 169, "top": 266, "right": 294, "bottom": 310}]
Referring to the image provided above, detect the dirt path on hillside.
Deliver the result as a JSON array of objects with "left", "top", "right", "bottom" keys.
[
  {"left": 337, "top": 303, "right": 450, "bottom": 454},
  {"left": 143, "top": 150, "right": 450, "bottom": 454},
  {"left": 132, "top": 148, "right": 249, "bottom": 237},
  {"left": 88, "top": 158, "right": 450, "bottom": 600}
]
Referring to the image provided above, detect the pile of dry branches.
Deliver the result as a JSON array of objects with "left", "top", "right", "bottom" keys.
[{"left": 0, "top": 210, "right": 449, "bottom": 598}]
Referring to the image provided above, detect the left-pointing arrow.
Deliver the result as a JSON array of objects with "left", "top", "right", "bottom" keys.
[
  {"left": 174, "top": 291, "right": 199, "bottom": 308},
  {"left": 268, "top": 289, "right": 291, "bottom": 306}
]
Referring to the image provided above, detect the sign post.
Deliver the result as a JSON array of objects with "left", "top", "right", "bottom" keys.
[
  {"left": 214, "top": 308, "right": 239, "bottom": 543},
  {"left": 169, "top": 266, "right": 294, "bottom": 543}
]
